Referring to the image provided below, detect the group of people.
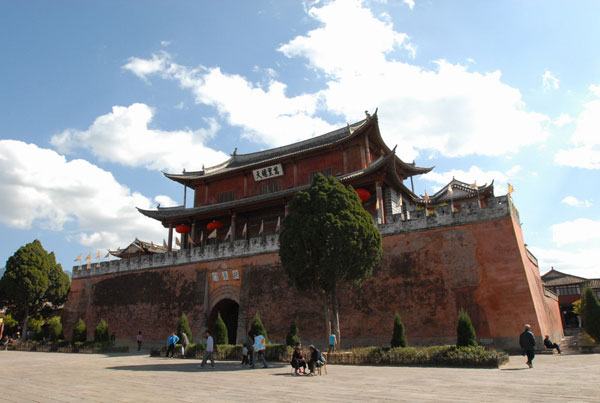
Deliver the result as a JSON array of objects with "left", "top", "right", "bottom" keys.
[
  {"left": 165, "top": 330, "right": 191, "bottom": 358},
  {"left": 290, "top": 342, "right": 327, "bottom": 376},
  {"left": 241, "top": 330, "right": 268, "bottom": 368},
  {"left": 519, "top": 324, "right": 562, "bottom": 368}
]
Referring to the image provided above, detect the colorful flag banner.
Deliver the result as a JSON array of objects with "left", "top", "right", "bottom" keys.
[
  {"left": 241, "top": 223, "right": 247, "bottom": 239},
  {"left": 199, "top": 230, "right": 204, "bottom": 245},
  {"left": 74, "top": 254, "right": 82, "bottom": 262},
  {"left": 224, "top": 226, "right": 232, "bottom": 241},
  {"left": 163, "top": 239, "right": 168, "bottom": 249},
  {"left": 175, "top": 237, "right": 181, "bottom": 246},
  {"left": 105, "top": 251, "right": 110, "bottom": 258},
  {"left": 85, "top": 252, "right": 91, "bottom": 262},
  {"left": 187, "top": 234, "right": 195, "bottom": 246},
  {"left": 275, "top": 216, "right": 281, "bottom": 232},
  {"left": 95, "top": 250, "right": 101, "bottom": 259},
  {"left": 208, "top": 229, "right": 217, "bottom": 239},
  {"left": 258, "top": 220, "right": 264, "bottom": 235},
  {"left": 424, "top": 191, "right": 430, "bottom": 205},
  {"left": 507, "top": 183, "right": 514, "bottom": 194}
]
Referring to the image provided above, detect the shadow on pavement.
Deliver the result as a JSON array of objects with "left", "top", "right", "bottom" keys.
[
  {"left": 106, "top": 361, "right": 287, "bottom": 373},
  {"left": 500, "top": 368, "right": 529, "bottom": 371}
]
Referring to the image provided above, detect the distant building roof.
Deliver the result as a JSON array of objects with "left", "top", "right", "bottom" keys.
[
  {"left": 109, "top": 238, "right": 167, "bottom": 259},
  {"left": 418, "top": 178, "right": 494, "bottom": 205},
  {"left": 542, "top": 268, "right": 600, "bottom": 288}
]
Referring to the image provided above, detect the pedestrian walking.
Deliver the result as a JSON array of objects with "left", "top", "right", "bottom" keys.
[
  {"left": 519, "top": 324, "right": 536, "bottom": 368},
  {"left": 180, "top": 331, "right": 189, "bottom": 358},
  {"left": 200, "top": 330, "right": 215, "bottom": 368},
  {"left": 328, "top": 332, "right": 337, "bottom": 354},
  {"left": 136, "top": 331, "right": 143, "bottom": 351},
  {"left": 166, "top": 331, "right": 179, "bottom": 358},
  {"left": 250, "top": 331, "right": 268, "bottom": 368},
  {"left": 245, "top": 331, "right": 254, "bottom": 367}
]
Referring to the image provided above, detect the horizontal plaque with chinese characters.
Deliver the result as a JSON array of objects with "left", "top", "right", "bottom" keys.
[{"left": 252, "top": 164, "right": 284, "bottom": 182}]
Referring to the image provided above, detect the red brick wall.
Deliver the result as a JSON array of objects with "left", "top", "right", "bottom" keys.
[{"left": 62, "top": 215, "right": 562, "bottom": 350}]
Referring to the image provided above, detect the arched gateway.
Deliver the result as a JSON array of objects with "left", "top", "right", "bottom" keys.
[{"left": 208, "top": 298, "right": 239, "bottom": 345}]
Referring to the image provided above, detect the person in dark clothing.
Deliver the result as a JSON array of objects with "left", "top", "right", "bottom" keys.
[
  {"left": 244, "top": 331, "right": 254, "bottom": 366},
  {"left": 291, "top": 344, "right": 307, "bottom": 375},
  {"left": 544, "top": 335, "right": 561, "bottom": 354},
  {"left": 166, "top": 331, "right": 179, "bottom": 358},
  {"left": 519, "top": 324, "right": 536, "bottom": 368},
  {"left": 307, "top": 345, "right": 324, "bottom": 376}
]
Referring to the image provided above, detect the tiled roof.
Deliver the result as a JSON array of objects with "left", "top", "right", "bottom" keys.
[{"left": 139, "top": 151, "right": 398, "bottom": 222}]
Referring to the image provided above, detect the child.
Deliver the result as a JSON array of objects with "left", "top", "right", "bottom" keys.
[{"left": 241, "top": 345, "right": 249, "bottom": 365}]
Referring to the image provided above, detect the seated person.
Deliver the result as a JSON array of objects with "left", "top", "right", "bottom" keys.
[
  {"left": 291, "top": 344, "right": 306, "bottom": 375},
  {"left": 544, "top": 335, "right": 561, "bottom": 354},
  {"left": 307, "top": 345, "right": 325, "bottom": 376}
]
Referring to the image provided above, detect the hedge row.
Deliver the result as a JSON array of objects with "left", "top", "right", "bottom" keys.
[
  {"left": 9, "top": 340, "right": 129, "bottom": 354},
  {"left": 338, "top": 345, "right": 508, "bottom": 368}
]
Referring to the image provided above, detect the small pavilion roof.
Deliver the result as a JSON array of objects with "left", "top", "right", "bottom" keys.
[
  {"left": 418, "top": 178, "right": 494, "bottom": 205},
  {"left": 164, "top": 110, "right": 431, "bottom": 185},
  {"left": 139, "top": 149, "right": 408, "bottom": 224},
  {"left": 541, "top": 268, "right": 596, "bottom": 287},
  {"left": 109, "top": 238, "right": 167, "bottom": 259}
]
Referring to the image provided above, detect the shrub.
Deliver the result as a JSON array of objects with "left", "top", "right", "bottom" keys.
[
  {"left": 72, "top": 318, "right": 87, "bottom": 342},
  {"left": 390, "top": 313, "right": 408, "bottom": 348},
  {"left": 216, "top": 344, "right": 243, "bottom": 360},
  {"left": 184, "top": 343, "right": 206, "bottom": 358},
  {"left": 286, "top": 320, "right": 300, "bottom": 347},
  {"left": 94, "top": 319, "right": 109, "bottom": 343},
  {"left": 582, "top": 286, "right": 600, "bottom": 343},
  {"left": 250, "top": 311, "right": 268, "bottom": 342},
  {"left": 264, "top": 344, "right": 293, "bottom": 361},
  {"left": 47, "top": 316, "right": 63, "bottom": 341},
  {"left": 28, "top": 317, "right": 45, "bottom": 341},
  {"left": 177, "top": 312, "right": 192, "bottom": 341},
  {"left": 457, "top": 309, "right": 477, "bottom": 347},
  {"left": 212, "top": 313, "right": 228, "bottom": 345}
]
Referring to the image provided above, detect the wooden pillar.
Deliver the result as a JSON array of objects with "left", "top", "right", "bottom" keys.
[
  {"left": 364, "top": 136, "right": 371, "bottom": 165},
  {"left": 376, "top": 182, "right": 385, "bottom": 225},
  {"left": 285, "top": 203, "right": 290, "bottom": 217},
  {"left": 293, "top": 163, "right": 298, "bottom": 187},
  {"left": 167, "top": 226, "right": 173, "bottom": 252},
  {"left": 360, "top": 145, "right": 366, "bottom": 169},
  {"left": 342, "top": 149, "right": 348, "bottom": 173},
  {"left": 243, "top": 175, "right": 248, "bottom": 198},
  {"left": 204, "top": 184, "right": 209, "bottom": 204},
  {"left": 231, "top": 213, "right": 236, "bottom": 242},
  {"left": 191, "top": 222, "right": 197, "bottom": 246}
]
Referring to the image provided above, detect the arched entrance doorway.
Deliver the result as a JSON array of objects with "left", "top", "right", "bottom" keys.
[{"left": 208, "top": 298, "right": 239, "bottom": 345}]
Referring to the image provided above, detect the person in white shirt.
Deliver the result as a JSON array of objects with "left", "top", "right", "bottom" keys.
[
  {"left": 250, "top": 331, "right": 268, "bottom": 368},
  {"left": 200, "top": 330, "right": 215, "bottom": 368}
]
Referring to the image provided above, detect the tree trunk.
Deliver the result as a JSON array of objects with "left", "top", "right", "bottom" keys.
[
  {"left": 332, "top": 282, "right": 341, "bottom": 348},
  {"left": 322, "top": 291, "right": 331, "bottom": 342},
  {"left": 22, "top": 308, "right": 29, "bottom": 342}
]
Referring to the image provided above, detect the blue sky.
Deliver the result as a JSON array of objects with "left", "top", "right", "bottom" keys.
[{"left": 1, "top": 0, "right": 599, "bottom": 278}]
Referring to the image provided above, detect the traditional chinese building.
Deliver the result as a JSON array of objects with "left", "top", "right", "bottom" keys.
[
  {"left": 542, "top": 268, "right": 600, "bottom": 328},
  {"left": 62, "top": 111, "right": 563, "bottom": 350}
]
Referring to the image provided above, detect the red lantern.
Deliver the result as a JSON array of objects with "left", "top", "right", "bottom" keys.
[
  {"left": 355, "top": 188, "right": 371, "bottom": 202},
  {"left": 206, "top": 220, "right": 224, "bottom": 231},
  {"left": 175, "top": 224, "right": 191, "bottom": 234}
]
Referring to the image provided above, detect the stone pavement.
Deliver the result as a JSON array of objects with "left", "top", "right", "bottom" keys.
[{"left": 0, "top": 351, "right": 599, "bottom": 402}]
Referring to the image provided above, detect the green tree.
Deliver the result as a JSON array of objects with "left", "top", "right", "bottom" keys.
[
  {"left": 573, "top": 298, "right": 582, "bottom": 315},
  {"left": 47, "top": 316, "right": 63, "bottom": 341},
  {"left": 457, "top": 309, "right": 478, "bottom": 347},
  {"left": 94, "top": 319, "right": 109, "bottom": 343},
  {"left": 177, "top": 312, "right": 192, "bottom": 341},
  {"left": 279, "top": 174, "right": 382, "bottom": 344},
  {"left": 72, "top": 318, "right": 86, "bottom": 342},
  {"left": 2, "top": 313, "right": 18, "bottom": 335},
  {"left": 29, "top": 317, "right": 45, "bottom": 341},
  {"left": 390, "top": 313, "right": 408, "bottom": 348},
  {"left": 250, "top": 311, "right": 268, "bottom": 342},
  {"left": 581, "top": 286, "right": 600, "bottom": 342},
  {"left": 212, "top": 313, "right": 228, "bottom": 345},
  {"left": 0, "top": 240, "right": 70, "bottom": 340},
  {"left": 286, "top": 320, "right": 300, "bottom": 347}
]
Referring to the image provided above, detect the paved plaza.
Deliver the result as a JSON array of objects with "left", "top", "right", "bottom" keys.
[{"left": 0, "top": 351, "right": 599, "bottom": 402}]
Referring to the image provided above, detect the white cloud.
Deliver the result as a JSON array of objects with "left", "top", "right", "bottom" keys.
[
  {"left": 123, "top": 53, "right": 338, "bottom": 147},
  {"left": 542, "top": 70, "right": 559, "bottom": 90},
  {"left": 154, "top": 195, "right": 178, "bottom": 208},
  {"left": 124, "top": 0, "right": 549, "bottom": 161},
  {"left": 280, "top": 0, "right": 549, "bottom": 160},
  {"left": 421, "top": 165, "right": 519, "bottom": 194},
  {"left": 552, "top": 113, "right": 574, "bottom": 127},
  {"left": 555, "top": 92, "right": 600, "bottom": 169},
  {"left": 0, "top": 140, "right": 168, "bottom": 250},
  {"left": 561, "top": 196, "right": 592, "bottom": 208},
  {"left": 530, "top": 246, "right": 600, "bottom": 278},
  {"left": 551, "top": 218, "right": 600, "bottom": 247},
  {"left": 589, "top": 84, "right": 600, "bottom": 97},
  {"left": 160, "top": 40, "right": 171, "bottom": 47},
  {"left": 50, "top": 103, "right": 227, "bottom": 172},
  {"left": 403, "top": 0, "right": 415, "bottom": 10}
]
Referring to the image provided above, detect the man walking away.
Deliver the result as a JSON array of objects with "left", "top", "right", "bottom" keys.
[
  {"left": 328, "top": 332, "right": 337, "bottom": 354},
  {"left": 180, "top": 331, "right": 189, "bottom": 358},
  {"left": 136, "top": 331, "right": 143, "bottom": 352},
  {"left": 519, "top": 324, "right": 536, "bottom": 368},
  {"left": 245, "top": 331, "right": 254, "bottom": 367},
  {"left": 166, "top": 331, "right": 179, "bottom": 358},
  {"left": 200, "top": 330, "right": 215, "bottom": 368}
]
